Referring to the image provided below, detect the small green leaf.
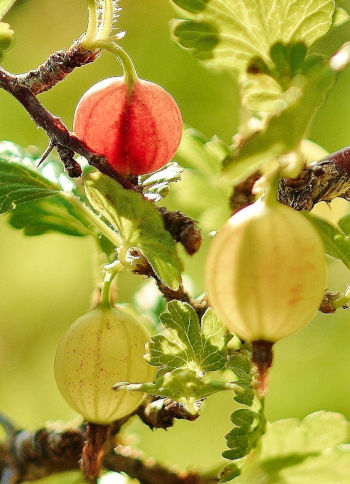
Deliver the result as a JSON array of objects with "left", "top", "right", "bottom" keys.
[
  {"left": 219, "top": 463, "right": 241, "bottom": 482},
  {"left": 145, "top": 301, "right": 229, "bottom": 372},
  {"left": 0, "top": 0, "right": 16, "bottom": 19},
  {"left": 304, "top": 213, "right": 350, "bottom": 269},
  {"left": 224, "top": 409, "right": 265, "bottom": 459},
  {"left": 172, "top": 20, "right": 219, "bottom": 60},
  {"left": 228, "top": 352, "right": 253, "bottom": 385},
  {"left": 83, "top": 171, "right": 183, "bottom": 289},
  {"left": 139, "top": 162, "right": 183, "bottom": 202},
  {"left": 171, "top": 0, "right": 334, "bottom": 73},
  {"left": 221, "top": 400, "right": 266, "bottom": 481}
]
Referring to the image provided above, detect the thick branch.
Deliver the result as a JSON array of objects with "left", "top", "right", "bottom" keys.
[
  {"left": 16, "top": 42, "right": 100, "bottom": 94},
  {"left": 278, "top": 149, "right": 350, "bottom": 210},
  {"left": 0, "top": 407, "right": 211, "bottom": 484}
]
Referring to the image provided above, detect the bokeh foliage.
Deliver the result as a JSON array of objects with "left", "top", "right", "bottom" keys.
[{"left": 2, "top": 1, "right": 350, "bottom": 482}]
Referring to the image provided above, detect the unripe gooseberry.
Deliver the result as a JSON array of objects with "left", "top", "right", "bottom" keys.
[
  {"left": 55, "top": 306, "right": 154, "bottom": 424},
  {"left": 205, "top": 200, "right": 327, "bottom": 343},
  {"left": 73, "top": 77, "right": 183, "bottom": 176}
]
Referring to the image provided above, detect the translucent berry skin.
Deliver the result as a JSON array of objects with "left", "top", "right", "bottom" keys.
[
  {"left": 73, "top": 77, "right": 183, "bottom": 176},
  {"left": 55, "top": 306, "right": 154, "bottom": 424},
  {"left": 205, "top": 201, "right": 327, "bottom": 342}
]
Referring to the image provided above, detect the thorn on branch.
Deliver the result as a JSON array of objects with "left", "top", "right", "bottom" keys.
[{"left": 37, "top": 141, "right": 54, "bottom": 168}]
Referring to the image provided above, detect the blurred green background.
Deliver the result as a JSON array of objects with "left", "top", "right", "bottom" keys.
[{"left": 2, "top": 1, "right": 350, "bottom": 482}]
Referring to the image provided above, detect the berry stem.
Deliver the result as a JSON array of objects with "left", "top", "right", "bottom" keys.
[
  {"left": 252, "top": 340, "right": 274, "bottom": 397},
  {"left": 97, "top": 0, "right": 114, "bottom": 40},
  {"left": 94, "top": 40, "right": 139, "bottom": 93},
  {"left": 99, "top": 260, "right": 124, "bottom": 308},
  {"left": 81, "top": 422, "right": 110, "bottom": 481},
  {"left": 83, "top": 0, "right": 99, "bottom": 48}
]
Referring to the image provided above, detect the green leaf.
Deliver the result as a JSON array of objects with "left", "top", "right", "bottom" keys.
[
  {"left": 221, "top": 399, "right": 266, "bottom": 481},
  {"left": 7, "top": 196, "right": 90, "bottom": 237},
  {"left": 0, "top": 141, "right": 109, "bottom": 243},
  {"left": 228, "top": 352, "right": 253, "bottom": 385},
  {"left": 83, "top": 170, "right": 183, "bottom": 289},
  {"left": 146, "top": 301, "right": 229, "bottom": 372},
  {"left": 224, "top": 409, "right": 264, "bottom": 460},
  {"left": 113, "top": 301, "right": 236, "bottom": 413},
  {"left": 171, "top": 0, "right": 334, "bottom": 73},
  {"left": 304, "top": 213, "right": 350, "bottom": 269},
  {"left": 223, "top": 62, "right": 335, "bottom": 183},
  {"left": 0, "top": 0, "right": 16, "bottom": 19},
  {"left": 219, "top": 463, "right": 241, "bottom": 482},
  {"left": 235, "top": 411, "right": 350, "bottom": 483},
  {"left": 138, "top": 162, "right": 183, "bottom": 202},
  {"left": 0, "top": 159, "right": 60, "bottom": 214}
]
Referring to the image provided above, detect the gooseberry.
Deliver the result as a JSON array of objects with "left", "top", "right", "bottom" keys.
[
  {"left": 73, "top": 77, "right": 183, "bottom": 176},
  {"left": 55, "top": 306, "right": 154, "bottom": 424},
  {"left": 205, "top": 200, "right": 327, "bottom": 343}
]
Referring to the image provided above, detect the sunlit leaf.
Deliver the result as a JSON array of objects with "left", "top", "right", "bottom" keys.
[
  {"left": 146, "top": 301, "right": 230, "bottom": 372},
  {"left": 84, "top": 171, "right": 183, "bottom": 289},
  {"left": 171, "top": 0, "right": 334, "bottom": 73},
  {"left": 235, "top": 412, "right": 350, "bottom": 483}
]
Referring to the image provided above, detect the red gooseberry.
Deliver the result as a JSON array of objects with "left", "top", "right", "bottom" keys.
[{"left": 73, "top": 77, "right": 183, "bottom": 176}]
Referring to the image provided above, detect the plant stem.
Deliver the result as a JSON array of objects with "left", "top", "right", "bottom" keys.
[
  {"left": 83, "top": 0, "right": 98, "bottom": 48},
  {"left": 61, "top": 192, "right": 121, "bottom": 246},
  {"left": 94, "top": 40, "right": 139, "bottom": 93},
  {"left": 99, "top": 260, "right": 124, "bottom": 308},
  {"left": 98, "top": 0, "right": 114, "bottom": 40}
]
